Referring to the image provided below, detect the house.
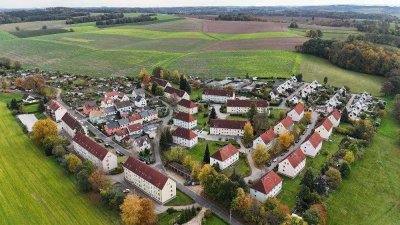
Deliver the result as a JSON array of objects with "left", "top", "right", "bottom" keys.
[
  {"left": 327, "top": 110, "right": 341, "bottom": 127},
  {"left": 172, "top": 127, "right": 198, "bottom": 148},
  {"left": 22, "top": 94, "right": 39, "bottom": 104},
  {"left": 46, "top": 99, "right": 67, "bottom": 122},
  {"left": 100, "top": 97, "right": 114, "bottom": 108},
  {"left": 115, "top": 128, "right": 130, "bottom": 142},
  {"left": 72, "top": 132, "right": 117, "bottom": 172},
  {"left": 209, "top": 119, "right": 247, "bottom": 136},
  {"left": 250, "top": 171, "right": 282, "bottom": 202},
  {"left": 164, "top": 86, "right": 190, "bottom": 101},
  {"left": 132, "top": 88, "right": 146, "bottom": 98},
  {"left": 114, "top": 101, "right": 133, "bottom": 113},
  {"left": 140, "top": 109, "right": 158, "bottom": 122},
  {"left": 300, "top": 132, "right": 323, "bottom": 158},
  {"left": 278, "top": 148, "right": 306, "bottom": 178},
  {"left": 210, "top": 144, "right": 240, "bottom": 170},
  {"left": 133, "top": 135, "right": 152, "bottom": 152},
  {"left": 274, "top": 117, "right": 294, "bottom": 135},
  {"left": 123, "top": 157, "right": 176, "bottom": 204},
  {"left": 177, "top": 99, "right": 198, "bottom": 114},
  {"left": 134, "top": 96, "right": 147, "bottom": 108},
  {"left": 253, "top": 128, "right": 276, "bottom": 150},
  {"left": 128, "top": 114, "right": 142, "bottom": 125},
  {"left": 104, "top": 121, "right": 121, "bottom": 136},
  {"left": 105, "top": 91, "right": 129, "bottom": 102},
  {"left": 202, "top": 89, "right": 235, "bottom": 103},
  {"left": 310, "top": 80, "right": 319, "bottom": 89},
  {"left": 289, "top": 96, "right": 300, "bottom": 105},
  {"left": 89, "top": 109, "right": 106, "bottom": 124},
  {"left": 61, "top": 113, "right": 83, "bottom": 137},
  {"left": 151, "top": 77, "right": 171, "bottom": 89},
  {"left": 118, "top": 118, "right": 130, "bottom": 128},
  {"left": 82, "top": 101, "right": 99, "bottom": 116},
  {"left": 315, "top": 118, "right": 333, "bottom": 140},
  {"left": 287, "top": 103, "right": 305, "bottom": 122},
  {"left": 104, "top": 106, "right": 117, "bottom": 116},
  {"left": 227, "top": 99, "right": 269, "bottom": 114},
  {"left": 128, "top": 123, "right": 143, "bottom": 136},
  {"left": 173, "top": 112, "right": 197, "bottom": 129},
  {"left": 269, "top": 91, "right": 279, "bottom": 100}
]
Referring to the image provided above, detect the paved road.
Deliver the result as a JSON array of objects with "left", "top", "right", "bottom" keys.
[
  {"left": 277, "top": 83, "right": 307, "bottom": 108},
  {"left": 345, "top": 94, "right": 356, "bottom": 110}
]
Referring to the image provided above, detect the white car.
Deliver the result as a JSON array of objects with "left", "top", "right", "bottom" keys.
[
  {"left": 272, "top": 158, "right": 278, "bottom": 163},
  {"left": 123, "top": 189, "right": 130, "bottom": 193}
]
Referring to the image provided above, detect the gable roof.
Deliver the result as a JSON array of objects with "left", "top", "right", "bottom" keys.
[
  {"left": 211, "top": 144, "right": 239, "bottom": 161},
  {"left": 128, "top": 114, "right": 141, "bottom": 122},
  {"left": 114, "top": 101, "right": 132, "bottom": 109},
  {"left": 47, "top": 99, "right": 62, "bottom": 111},
  {"left": 83, "top": 101, "right": 98, "bottom": 109},
  {"left": 292, "top": 103, "right": 305, "bottom": 114},
  {"left": 61, "top": 113, "right": 81, "bottom": 130},
  {"left": 123, "top": 157, "right": 169, "bottom": 189},
  {"left": 329, "top": 110, "right": 341, "bottom": 121},
  {"left": 164, "top": 86, "right": 187, "bottom": 98},
  {"left": 172, "top": 127, "right": 197, "bottom": 140},
  {"left": 106, "top": 121, "right": 120, "bottom": 129},
  {"left": 251, "top": 171, "right": 282, "bottom": 195},
  {"left": 203, "top": 89, "right": 234, "bottom": 97},
  {"left": 178, "top": 99, "right": 197, "bottom": 109},
  {"left": 259, "top": 128, "right": 276, "bottom": 144},
  {"left": 319, "top": 118, "right": 333, "bottom": 131},
  {"left": 73, "top": 132, "right": 110, "bottom": 160},
  {"left": 286, "top": 148, "right": 306, "bottom": 168},
  {"left": 210, "top": 119, "right": 247, "bottom": 130},
  {"left": 305, "top": 132, "right": 323, "bottom": 148},
  {"left": 151, "top": 77, "right": 169, "bottom": 87},
  {"left": 134, "top": 135, "right": 151, "bottom": 147},
  {"left": 115, "top": 128, "right": 129, "bottom": 137},
  {"left": 227, "top": 99, "right": 268, "bottom": 108},
  {"left": 280, "top": 116, "right": 294, "bottom": 128},
  {"left": 128, "top": 123, "right": 143, "bottom": 133},
  {"left": 174, "top": 112, "right": 196, "bottom": 123}
]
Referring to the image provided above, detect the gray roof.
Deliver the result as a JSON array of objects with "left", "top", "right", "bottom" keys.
[
  {"left": 104, "top": 106, "right": 117, "bottom": 114},
  {"left": 106, "top": 121, "right": 120, "bottom": 129},
  {"left": 133, "top": 88, "right": 145, "bottom": 96},
  {"left": 118, "top": 118, "right": 130, "bottom": 126},
  {"left": 148, "top": 109, "right": 157, "bottom": 115},
  {"left": 140, "top": 111, "right": 149, "bottom": 118},
  {"left": 135, "top": 96, "right": 144, "bottom": 102},
  {"left": 134, "top": 135, "right": 151, "bottom": 148},
  {"left": 114, "top": 101, "right": 132, "bottom": 109}
]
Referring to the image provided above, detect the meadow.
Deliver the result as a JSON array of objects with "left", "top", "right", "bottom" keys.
[{"left": 0, "top": 93, "right": 120, "bottom": 225}]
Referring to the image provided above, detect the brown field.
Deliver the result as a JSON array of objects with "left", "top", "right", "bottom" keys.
[
  {"left": 203, "top": 37, "right": 307, "bottom": 51},
  {"left": 127, "top": 18, "right": 204, "bottom": 32},
  {"left": 200, "top": 19, "right": 288, "bottom": 33},
  {"left": 0, "top": 20, "right": 67, "bottom": 32},
  {"left": 258, "top": 16, "right": 336, "bottom": 23},
  {"left": 298, "top": 24, "right": 357, "bottom": 31}
]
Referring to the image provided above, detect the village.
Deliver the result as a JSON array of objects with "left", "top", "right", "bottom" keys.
[{"left": 3, "top": 69, "right": 384, "bottom": 225}]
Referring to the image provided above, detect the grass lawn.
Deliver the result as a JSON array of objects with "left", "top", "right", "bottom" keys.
[
  {"left": 165, "top": 189, "right": 195, "bottom": 206},
  {"left": 186, "top": 139, "right": 232, "bottom": 163},
  {"left": 196, "top": 112, "right": 209, "bottom": 129},
  {"left": 326, "top": 99, "right": 400, "bottom": 225},
  {"left": 22, "top": 103, "right": 40, "bottom": 113},
  {"left": 227, "top": 114, "right": 248, "bottom": 121},
  {"left": 189, "top": 88, "right": 202, "bottom": 101},
  {"left": 222, "top": 155, "right": 251, "bottom": 178},
  {"left": 0, "top": 98, "right": 120, "bottom": 224},
  {"left": 34, "top": 112, "right": 46, "bottom": 119},
  {"left": 158, "top": 211, "right": 181, "bottom": 225},
  {"left": 203, "top": 212, "right": 229, "bottom": 225},
  {"left": 279, "top": 134, "right": 344, "bottom": 209}
]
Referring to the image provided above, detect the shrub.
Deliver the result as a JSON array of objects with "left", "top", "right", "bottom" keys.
[{"left": 166, "top": 207, "right": 177, "bottom": 214}]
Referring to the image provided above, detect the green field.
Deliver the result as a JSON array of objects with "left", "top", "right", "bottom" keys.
[
  {"left": 0, "top": 94, "right": 120, "bottom": 225},
  {"left": 22, "top": 103, "right": 40, "bottom": 113},
  {"left": 203, "top": 213, "right": 229, "bottom": 225},
  {"left": 186, "top": 139, "right": 229, "bottom": 162},
  {"left": 165, "top": 190, "right": 195, "bottom": 206}
]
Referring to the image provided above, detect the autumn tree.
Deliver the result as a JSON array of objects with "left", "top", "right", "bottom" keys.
[
  {"left": 13, "top": 77, "right": 24, "bottom": 89},
  {"left": 252, "top": 144, "right": 270, "bottom": 168},
  {"left": 326, "top": 167, "right": 342, "bottom": 189},
  {"left": 343, "top": 151, "right": 355, "bottom": 163},
  {"left": 231, "top": 188, "right": 253, "bottom": 217},
  {"left": 172, "top": 70, "right": 180, "bottom": 83},
  {"left": 182, "top": 155, "right": 193, "bottom": 169},
  {"left": 32, "top": 118, "right": 58, "bottom": 146},
  {"left": 393, "top": 94, "right": 400, "bottom": 122},
  {"left": 191, "top": 161, "right": 202, "bottom": 181},
  {"left": 152, "top": 66, "right": 163, "bottom": 78},
  {"left": 89, "top": 169, "right": 111, "bottom": 191},
  {"left": 64, "top": 153, "right": 82, "bottom": 173},
  {"left": 304, "top": 111, "right": 312, "bottom": 123},
  {"left": 24, "top": 75, "right": 46, "bottom": 93},
  {"left": 120, "top": 194, "right": 142, "bottom": 225},
  {"left": 139, "top": 198, "right": 156, "bottom": 225},
  {"left": 242, "top": 122, "right": 254, "bottom": 147},
  {"left": 1, "top": 77, "right": 10, "bottom": 91},
  {"left": 279, "top": 132, "right": 294, "bottom": 149}
]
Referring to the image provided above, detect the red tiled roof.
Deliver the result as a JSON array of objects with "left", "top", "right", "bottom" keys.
[
  {"left": 280, "top": 116, "right": 294, "bottom": 128},
  {"left": 116, "top": 128, "right": 129, "bottom": 137},
  {"left": 172, "top": 127, "right": 197, "bottom": 140},
  {"left": 128, "top": 123, "right": 143, "bottom": 132},
  {"left": 211, "top": 144, "right": 239, "bottom": 161},
  {"left": 251, "top": 171, "right": 282, "bottom": 195},
  {"left": 210, "top": 119, "right": 247, "bottom": 130},
  {"left": 152, "top": 77, "right": 169, "bottom": 87},
  {"left": 330, "top": 110, "right": 341, "bottom": 121},
  {"left": 320, "top": 118, "right": 333, "bottom": 131},
  {"left": 227, "top": 99, "right": 268, "bottom": 108},
  {"left": 123, "top": 157, "right": 169, "bottom": 189},
  {"left": 73, "top": 132, "right": 109, "bottom": 160},
  {"left": 259, "top": 128, "right": 276, "bottom": 144},
  {"left": 203, "top": 89, "right": 234, "bottom": 97},
  {"left": 128, "top": 114, "right": 141, "bottom": 122},
  {"left": 292, "top": 103, "right": 305, "bottom": 114},
  {"left": 174, "top": 112, "right": 196, "bottom": 123},
  {"left": 286, "top": 148, "right": 306, "bottom": 168},
  {"left": 83, "top": 101, "right": 98, "bottom": 109},
  {"left": 306, "top": 132, "right": 323, "bottom": 148},
  {"left": 165, "top": 86, "right": 187, "bottom": 98},
  {"left": 61, "top": 113, "right": 81, "bottom": 130},
  {"left": 47, "top": 99, "right": 62, "bottom": 111},
  {"left": 178, "top": 99, "right": 197, "bottom": 109}
]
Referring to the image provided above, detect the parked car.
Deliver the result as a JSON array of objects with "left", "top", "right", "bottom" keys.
[
  {"left": 116, "top": 150, "right": 124, "bottom": 156},
  {"left": 123, "top": 189, "right": 130, "bottom": 193}
]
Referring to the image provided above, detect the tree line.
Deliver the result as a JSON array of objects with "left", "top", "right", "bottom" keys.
[
  {"left": 66, "top": 13, "right": 124, "bottom": 24},
  {"left": 216, "top": 13, "right": 263, "bottom": 21},
  {"left": 95, "top": 14, "right": 157, "bottom": 26},
  {"left": 0, "top": 8, "right": 88, "bottom": 24}
]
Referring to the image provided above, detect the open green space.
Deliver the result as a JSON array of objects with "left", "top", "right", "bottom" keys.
[
  {"left": 165, "top": 190, "right": 195, "bottom": 206},
  {"left": 0, "top": 95, "right": 120, "bottom": 225},
  {"left": 203, "top": 212, "right": 229, "bottom": 225},
  {"left": 158, "top": 211, "right": 181, "bottom": 225},
  {"left": 290, "top": 28, "right": 362, "bottom": 41},
  {"left": 326, "top": 99, "right": 400, "bottom": 225},
  {"left": 22, "top": 103, "right": 40, "bottom": 113},
  {"left": 222, "top": 156, "right": 251, "bottom": 178},
  {"left": 186, "top": 139, "right": 234, "bottom": 163}
]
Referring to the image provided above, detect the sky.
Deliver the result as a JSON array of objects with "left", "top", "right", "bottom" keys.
[{"left": 1, "top": 0, "right": 400, "bottom": 9}]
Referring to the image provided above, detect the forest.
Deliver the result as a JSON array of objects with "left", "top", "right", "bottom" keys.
[
  {"left": 95, "top": 14, "right": 157, "bottom": 26},
  {"left": 0, "top": 8, "right": 88, "bottom": 24},
  {"left": 66, "top": 13, "right": 124, "bottom": 24}
]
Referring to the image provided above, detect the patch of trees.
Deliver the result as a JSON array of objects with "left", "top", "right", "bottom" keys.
[
  {"left": 66, "top": 13, "right": 124, "bottom": 24},
  {"left": 355, "top": 20, "right": 400, "bottom": 35},
  {"left": 95, "top": 14, "right": 157, "bottom": 26},
  {"left": 216, "top": 13, "right": 262, "bottom": 21},
  {"left": 0, "top": 8, "right": 88, "bottom": 24},
  {"left": 296, "top": 37, "right": 400, "bottom": 77},
  {"left": 0, "top": 57, "right": 22, "bottom": 71},
  {"left": 305, "top": 29, "right": 323, "bottom": 38},
  {"left": 288, "top": 22, "right": 298, "bottom": 28},
  {"left": 363, "top": 33, "right": 400, "bottom": 48}
]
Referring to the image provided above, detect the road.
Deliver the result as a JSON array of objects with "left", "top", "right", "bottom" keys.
[
  {"left": 277, "top": 83, "right": 307, "bottom": 108},
  {"left": 345, "top": 94, "right": 356, "bottom": 110}
]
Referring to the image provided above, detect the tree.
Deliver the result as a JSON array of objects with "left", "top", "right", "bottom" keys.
[
  {"left": 231, "top": 188, "right": 253, "bottom": 216},
  {"left": 172, "top": 70, "right": 180, "bottom": 83},
  {"left": 341, "top": 108, "right": 349, "bottom": 123},
  {"left": 52, "top": 144, "right": 66, "bottom": 158},
  {"left": 326, "top": 167, "right": 342, "bottom": 189},
  {"left": 15, "top": 26, "right": 20, "bottom": 31},
  {"left": 393, "top": 94, "right": 400, "bottom": 122},
  {"left": 340, "top": 161, "right": 351, "bottom": 178},
  {"left": 242, "top": 122, "right": 254, "bottom": 147},
  {"left": 353, "top": 120, "right": 374, "bottom": 143},
  {"left": 343, "top": 151, "right": 355, "bottom": 163},
  {"left": 252, "top": 144, "right": 270, "bottom": 168},
  {"left": 304, "top": 111, "right": 312, "bottom": 123},
  {"left": 120, "top": 194, "right": 142, "bottom": 225},
  {"left": 208, "top": 107, "right": 217, "bottom": 124},
  {"left": 32, "top": 118, "right": 58, "bottom": 146},
  {"left": 139, "top": 198, "right": 156, "bottom": 225},
  {"left": 182, "top": 155, "right": 193, "bottom": 168},
  {"left": 155, "top": 86, "right": 163, "bottom": 96},
  {"left": 10, "top": 98, "right": 18, "bottom": 109},
  {"left": 314, "top": 175, "right": 327, "bottom": 195},
  {"left": 282, "top": 215, "right": 308, "bottom": 225},
  {"left": 198, "top": 164, "right": 216, "bottom": 185},
  {"left": 301, "top": 168, "right": 315, "bottom": 191},
  {"left": 42, "top": 25, "right": 47, "bottom": 30},
  {"left": 24, "top": 75, "right": 46, "bottom": 93},
  {"left": 89, "top": 170, "right": 111, "bottom": 191},
  {"left": 191, "top": 161, "right": 202, "bottom": 180},
  {"left": 152, "top": 66, "right": 163, "bottom": 78},
  {"left": 279, "top": 132, "right": 294, "bottom": 149},
  {"left": 139, "top": 67, "right": 148, "bottom": 79},
  {"left": 323, "top": 77, "right": 328, "bottom": 85},
  {"left": 151, "top": 83, "right": 157, "bottom": 95},
  {"left": 1, "top": 77, "right": 10, "bottom": 91},
  {"left": 247, "top": 102, "right": 258, "bottom": 123},
  {"left": 203, "top": 144, "right": 210, "bottom": 164},
  {"left": 142, "top": 74, "right": 151, "bottom": 86},
  {"left": 303, "top": 208, "right": 321, "bottom": 225},
  {"left": 64, "top": 153, "right": 82, "bottom": 173}
]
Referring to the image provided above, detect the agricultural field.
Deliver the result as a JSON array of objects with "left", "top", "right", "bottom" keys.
[{"left": 0, "top": 93, "right": 120, "bottom": 225}]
